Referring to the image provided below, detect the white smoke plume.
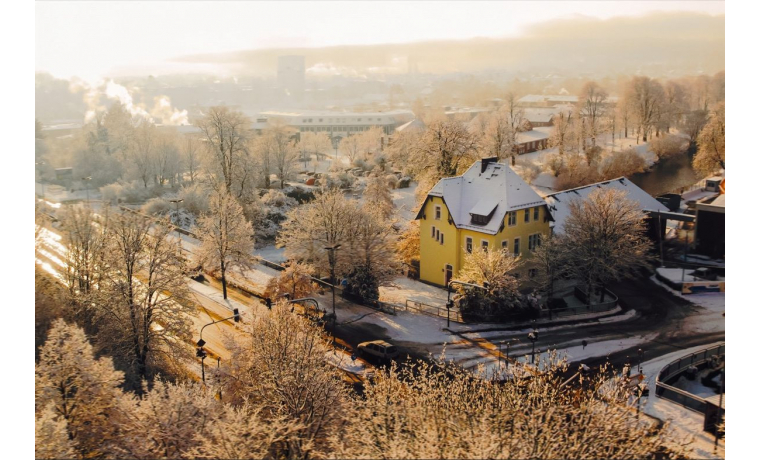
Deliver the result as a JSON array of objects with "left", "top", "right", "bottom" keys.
[{"left": 74, "top": 79, "right": 188, "bottom": 126}]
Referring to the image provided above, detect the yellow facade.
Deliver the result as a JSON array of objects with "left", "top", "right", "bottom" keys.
[{"left": 418, "top": 196, "right": 551, "bottom": 287}]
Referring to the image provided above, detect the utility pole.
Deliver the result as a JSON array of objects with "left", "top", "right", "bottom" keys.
[{"left": 169, "top": 198, "right": 184, "bottom": 256}]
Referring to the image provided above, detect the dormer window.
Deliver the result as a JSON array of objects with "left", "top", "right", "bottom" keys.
[{"left": 469, "top": 198, "right": 498, "bottom": 226}]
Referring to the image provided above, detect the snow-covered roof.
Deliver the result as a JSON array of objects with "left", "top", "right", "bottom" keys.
[
  {"left": 418, "top": 159, "right": 547, "bottom": 235},
  {"left": 395, "top": 118, "right": 426, "bottom": 133},
  {"left": 518, "top": 94, "right": 579, "bottom": 104},
  {"left": 544, "top": 177, "right": 669, "bottom": 234},
  {"left": 516, "top": 130, "right": 550, "bottom": 144}
]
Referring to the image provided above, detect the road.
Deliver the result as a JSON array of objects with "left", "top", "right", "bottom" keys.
[{"left": 36, "top": 202, "right": 725, "bottom": 380}]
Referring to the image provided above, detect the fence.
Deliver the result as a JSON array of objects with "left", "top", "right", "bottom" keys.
[
  {"left": 403, "top": 299, "right": 464, "bottom": 323},
  {"left": 655, "top": 343, "right": 725, "bottom": 414}
]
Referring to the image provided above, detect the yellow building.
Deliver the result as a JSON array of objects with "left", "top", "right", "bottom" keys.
[{"left": 415, "top": 157, "right": 551, "bottom": 287}]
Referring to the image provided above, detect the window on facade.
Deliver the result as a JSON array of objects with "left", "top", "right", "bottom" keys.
[
  {"left": 435, "top": 206, "right": 441, "bottom": 220},
  {"left": 529, "top": 234, "right": 542, "bottom": 251},
  {"left": 440, "top": 233, "right": 444, "bottom": 245},
  {"left": 481, "top": 240, "right": 489, "bottom": 251},
  {"left": 502, "top": 240, "right": 508, "bottom": 250},
  {"left": 534, "top": 207, "right": 540, "bottom": 221},
  {"left": 471, "top": 214, "right": 490, "bottom": 225},
  {"left": 513, "top": 237, "right": 520, "bottom": 256},
  {"left": 524, "top": 209, "right": 530, "bottom": 223},
  {"left": 431, "top": 226, "right": 436, "bottom": 238},
  {"left": 529, "top": 268, "right": 538, "bottom": 279},
  {"left": 466, "top": 237, "right": 473, "bottom": 253},
  {"left": 436, "top": 229, "right": 440, "bottom": 242},
  {"left": 508, "top": 211, "right": 517, "bottom": 226}
]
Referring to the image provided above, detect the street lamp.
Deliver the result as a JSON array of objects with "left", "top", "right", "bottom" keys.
[
  {"left": 500, "top": 338, "right": 520, "bottom": 371},
  {"left": 82, "top": 176, "right": 92, "bottom": 203},
  {"left": 527, "top": 325, "right": 539, "bottom": 364},
  {"left": 197, "top": 308, "right": 240, "bottom": 384},
  {"left": 324, "top": 244, "right": 342, "bottom": 317},
  {"left": 446, "top": 280, "right": 489, "bottom": 328},
  {"left": 169, "top": 199, "right": 184, "bottom": 255},
  {"left": 637, "top": 348, "right": 644, "bottom": 374}
]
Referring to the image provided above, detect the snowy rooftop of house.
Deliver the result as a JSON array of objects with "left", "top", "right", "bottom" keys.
[
  {"left": 516, "top": 130, "right": 550, "bottom": 143},
  {"left": 521, "top": 107, "right": 557, "bottom": 123},
  {"left": 518, "top": 94, "right": 579, "bottom": 104},
  {"left": 544, "top": 177, "right": 669, "bottom": 234},
  {"left": 395, "top": 118, "right": 426, "bottom": 133},
  {"left": 416, "top": 158, "right": 547, "bottom": 235}
]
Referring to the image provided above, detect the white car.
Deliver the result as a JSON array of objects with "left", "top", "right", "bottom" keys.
[{"left": 357, "top": 340, "right": 399, "bottom": 360}]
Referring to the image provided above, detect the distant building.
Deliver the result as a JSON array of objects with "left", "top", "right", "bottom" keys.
[
  {"left": 277, "top": 55, "right": 306, "bottom": 98},
  {"left": 415, "top": 158, "right": 551, "bottom": 286},
  {"left": 695, "top": 193, "right": 725, "bottom": 259},
  {"left": 255, "top": 109, "right": 415, "bottom": 139},
  {"left": 516, "top": 130, "right": 550, "bottom": 154}
]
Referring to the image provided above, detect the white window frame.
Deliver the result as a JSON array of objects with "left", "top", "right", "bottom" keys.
[
  {"left": 435, "top": 205, "right": 442, "bottom": 220},
  {"left": 465, "top": 237, "right": 473, "bottom": 253},
  {"left": 481, "top": 240, "right": 489, "bottom": 251},
  {"left": 513, "top": 237, "right": 520, "bottom": 256},
  {"left": 508, "top": 211, "right": 517, "bottom": 227},
  {"left": 524, "top": 209, "right": 530, "bottom": 223},
  {"left": 534, "top": 206, "right": 540, "bottom": 221},
  {"left": 501, "top": 240, "right": 508, "bottom": 250}
]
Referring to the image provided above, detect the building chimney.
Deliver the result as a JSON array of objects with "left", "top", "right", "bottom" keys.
[{"left": 481, "top": 156, "right": 498, "bottom": 173}]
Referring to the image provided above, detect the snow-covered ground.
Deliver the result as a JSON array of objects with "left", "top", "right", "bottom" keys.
[
  {"left": 650, "top": 275, "right": 725, "bottom": 335},
  {"left": 391, "top": 183, "right": 418, "bottom": 226},
  {"left": 638, "top": 343, "right": 725, "bottom": 459},
  {"left": 656, "top": 267, "right": 725, "bottom": 283},
  {"left": 253, "top": 244, "right": 287, "bottom": 263},
  {"left": 379, "top": 275, "right": 449, "bottom": 308}
]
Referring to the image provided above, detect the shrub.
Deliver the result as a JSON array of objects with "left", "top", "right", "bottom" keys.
[
  {"left": 343, "top": 266, "right": 380, "bottom": 303},
  {"left": 650, "top": 134, "right": 688, "bottom": 160},
  {"left": 141, "top": 197, "right": 171, "bottom": 216}
]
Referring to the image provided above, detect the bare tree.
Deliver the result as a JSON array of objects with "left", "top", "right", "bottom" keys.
[
  {"left": 479, "top": 107, "right": 517, "bottom": 161},
  {"left": 356, "top": 126, "right": 384, "bottom": 160},
  {"left": 58, "top": 205, "right": 109, "bottom": 298},
  {"left": 532, "top": 233, "right": 570, "bottom": 302},
  {"left": 459, "top": 247, "right": 522, "bottom": 292},
  {"left": 97, "top": 212, "right": 192, "bottom": 383},
  {"left": 339, "top": 135, "right": 361, "bottom": 164},
  {"left": 181, "top": 134, "right": 202, "bottom": 184},
  {"left": 577, "top": 81, "right": 608, "bottom": 146},
  {"left": 693, "top": 102, "right": 725, "bottom": 176},
  {"left": 624, "top": 76, "right": 665, "bottom": 142},
  {"left": 549, "top": 111, "right": 573, "bottom": 155},
  {"left": 562, "top": 188, "right": 652, "bottom": 303},
  {"left": 197, "top": 107, "right": 251, "bottom": 194},
  {"left": 411, "top": 118, "right": 479, "bottom": 181},
  {"left": 131, "top": 121, "right": 156, "bottom": 188},
  {"left": 682, "top": 110, "right": 709, "bottom": 149},
  {"left": 264, "top": 124, "right": 299, "bottom": 188},
  {"left": 196, "top": 190, "right": 255, "bottom": 299}
]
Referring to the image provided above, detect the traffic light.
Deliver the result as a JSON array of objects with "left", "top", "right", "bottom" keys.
[
  {"left": 233, "top": 308, "right": 240, "bottom": 322},
  {"left": 265, "top": 298, "right": 272, "bottom": 310}
]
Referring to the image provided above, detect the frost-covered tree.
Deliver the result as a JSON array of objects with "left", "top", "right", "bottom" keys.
[
  {"left": 181, "top": 134, "right": 202, "bottom": 184},
  {"left": 222, "top": 306, "right": 348, "bottom": 458},
  {"left": 411, "top": 118, "right": 479, "bottom": 180},
  {"left": 338, "top": 135, "right": 361, "bottom": 164},
  {"left": 600, "top": 147, "right": 647, "bottom": 180},
  {"left": 35, "top": 403, "right": 77, "bottom": 460},
  {"left": 363, "top": 173, "right": 395, "bottom": 219},
  {"left": 693, "top": 101, "right": 725, "bottom": 176},
  {"left": 130, "top": 121, "right": 157, "bottom": 188},
  {"left": 396, "top": 220, "right": 420, "bottom": 269},
  {"left": 197, "top": 106, "right": 251, "bottom": 194},
  {"left": 58, "top": 205, "right": 109, "bottom": 299},
  {"left": 549, "top": 111, "right": 574, "bottom": 155},
  {"left": 682, "top": 110, "right": 708, "bottom": 148},
  {"left": 649, "top": 134, "right": 688, "bottom": 160},
  {"left": 531, "top": 233, "right": 570, "bottom": 302},
  {"left": 479, "top": 107, "right": 518, "bottom": 161},
  {"left": 113, "top": 380, "right": 221, "bottom": 459},
  {"left": 356, "top": 126, "right": 384, "bottom": 160},
  {"left": 97, "top": 211, "right": 192, "bottom": 383},
  {"left": 456, "top": 248, "right": 526, "bottom": 319},
  {"left": 624, "top": 76, "right": 665, "bottom": 142},
  {"left": 335, "top": 356, "right": 686, "bottom": 459},
  {"left": 577, "top": 81, "right": 608, "bottom": 146},
  {"left": 563, "top": 188, "right": 653, "bottom": 303},
  {"left": 35, "top": 320, "right": 124, "bottom": 458},
  {"left": 264, "top": 261, "right": 317, "bottom": 301},
  {"left": 196, "top": 189, "right": 255, "bottom": 299}
]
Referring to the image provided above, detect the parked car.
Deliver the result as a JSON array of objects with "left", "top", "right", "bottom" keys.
[{"left": 357, "top": 340, "right": 399, "bottom": 360}]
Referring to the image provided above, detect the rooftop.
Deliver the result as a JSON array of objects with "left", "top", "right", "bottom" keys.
[
  {"left": 544, "top": 177, "right": 669, "bottom": 234},
  {"left": 417, "top": 159, "right": 546, "bottom": 235}
]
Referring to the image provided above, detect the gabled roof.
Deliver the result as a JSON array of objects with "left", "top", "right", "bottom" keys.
[
  {"left": 415, "top": 159, "right": 547, "bottom": 235},
  {"left": 516, "top": 130, "right": 550, "bottom": 144},
  {"left": 544, "top": 177, "right": 669, "bottom": 234},
  {"left": 395, "top": 118, "right": 426, "bottom": 133}
]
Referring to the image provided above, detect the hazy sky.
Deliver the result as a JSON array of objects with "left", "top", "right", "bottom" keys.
[{"left": 36, "top": 0, "right": 725, "bottom": 81}]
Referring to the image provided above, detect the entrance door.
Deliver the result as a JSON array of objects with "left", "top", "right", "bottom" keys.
[{"left": 445, "top": 264, "right": 453, "bottom": 287}]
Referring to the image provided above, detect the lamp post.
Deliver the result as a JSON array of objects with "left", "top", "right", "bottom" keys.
[
  {"left": 82, "top": 176, "right": 92, "bottom": 203},
  {"left": 501, "top": 338, "right": 519, "bottom": 371},
  {"left": 197, "top": 308, "right": 240, "bottom": 384},
  {"left": 324, "top": 244, "right": 342, "bottom": 317},
  {"left": 637, "top": 348, "right": 644, "bottom": 374},
  {"left": 169, "top": 199, "right": 184, "bottom": 255},
  {"left": 527, "top": 325, "right": 539, "bottom": 364},
  {"left": 446, "top": 280, "right": 489, "bottom": 328}
]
